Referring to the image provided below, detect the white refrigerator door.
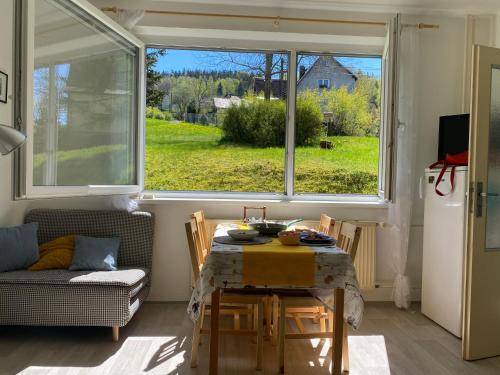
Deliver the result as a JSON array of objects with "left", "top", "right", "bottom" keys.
[{"left": 421, "top": 168, "right": 467, "bottom": 338}]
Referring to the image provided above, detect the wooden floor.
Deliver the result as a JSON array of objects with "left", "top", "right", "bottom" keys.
[{"left": 1, "top": 302, "right": 500, "bottom": 375}]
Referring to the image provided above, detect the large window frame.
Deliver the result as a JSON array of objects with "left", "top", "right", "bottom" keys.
[
  {"left": 144, "top": 46, "right": 390, "bottom": 203},
  {"left": 14, "top": 0, "right": 145, "bottom": 199},
  {"left": 14, "top": 2, "right": 397, "bottom": 204}
]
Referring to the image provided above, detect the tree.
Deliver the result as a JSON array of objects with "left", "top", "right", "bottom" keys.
[
  {"left": 192, "top": 77, "right": 210, "bottom": 113},
  {"left": 146, "top": 48, "right": 167, "bottom": 107},
  {"left": 203, "top": 52, "right": 288, "bottom": 100},
  {"left": 216, "top": 82, "right": 223, "bottom": 96},
  {"left": 171, "top": 77, "right": 194, "bottom": 117},
  {"left": 236, "top": 81, "right": 244, "bottom": 97}
]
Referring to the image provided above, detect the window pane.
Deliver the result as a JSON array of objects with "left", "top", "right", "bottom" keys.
[
  {"left": 33, "top": 0, "right": 138, "bottom": 186},
  {"left": 145, "top": 48, "right": 287, "bottom": 193},
  {"left": 294, "top": 54, "right": 381, "bottom": 195}
]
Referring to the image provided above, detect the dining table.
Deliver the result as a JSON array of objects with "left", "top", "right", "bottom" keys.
[{"left": 188, "top": 223, "right": 364, "bottom": 375}]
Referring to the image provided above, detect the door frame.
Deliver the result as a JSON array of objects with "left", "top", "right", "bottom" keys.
[{"left": 463, "top": 44, "right": 500, "bottom": 360}]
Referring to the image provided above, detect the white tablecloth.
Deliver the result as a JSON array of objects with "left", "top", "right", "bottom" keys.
[{"left": 188, "top": 224, "right": 364, "bottom": 329}]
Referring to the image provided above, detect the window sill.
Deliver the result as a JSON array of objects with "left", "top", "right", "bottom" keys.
[{"left": 136, "top": 192, "right": 389, "bottom": 209}]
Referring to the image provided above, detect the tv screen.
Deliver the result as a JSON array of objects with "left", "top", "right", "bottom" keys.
[{"left": 438, "top": 114, "right": 470, "bottom": 161}]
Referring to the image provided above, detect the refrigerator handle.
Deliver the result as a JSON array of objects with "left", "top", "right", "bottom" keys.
[{"left": 419, "top": 175, "right": 425, "bottom": 200}]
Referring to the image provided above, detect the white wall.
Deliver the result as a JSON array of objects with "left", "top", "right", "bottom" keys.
[{"left": 1, "top": 0, "right": 496, "bottom": 302}]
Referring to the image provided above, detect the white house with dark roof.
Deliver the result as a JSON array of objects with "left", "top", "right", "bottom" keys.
[{"left": 297, "top": 56, "right": 358, "bottom": 92}]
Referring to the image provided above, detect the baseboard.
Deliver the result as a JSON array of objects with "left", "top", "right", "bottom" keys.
[{"left": 362, "top": 282, "right": 421, "bottom": 302}]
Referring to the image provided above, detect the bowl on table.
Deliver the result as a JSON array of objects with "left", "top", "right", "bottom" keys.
[
  {"left": 227, "top": 229, "right": 259, "bottom": 241},
  {"left": 248, "top": 219, "right": 303, "bottom": 236},
  {"left": 277, "top": 230, "right": 300, "bottom": 246}
]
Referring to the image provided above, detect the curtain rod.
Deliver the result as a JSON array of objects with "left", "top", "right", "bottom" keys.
[{"left": 101, "top": 7, "right": 438, "bottom": 29}]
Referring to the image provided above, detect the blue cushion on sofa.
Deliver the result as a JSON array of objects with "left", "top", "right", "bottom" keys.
[
  {"left": 0, "top": 222, "right": 39, "bottom": 272},
  {"left": 69, "top": 236, "right": 120, "bottom": 271}
]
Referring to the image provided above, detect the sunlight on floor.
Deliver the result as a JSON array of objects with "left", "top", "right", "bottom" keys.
[
  {"left": 348, "top": 335, "right": 391, "bottom": 375},
  {"left": 306, "top": 335, "right": 390, "bottom": 375},
  {"left": 18, "top": 334, "right": 391, "bottom": 375}
]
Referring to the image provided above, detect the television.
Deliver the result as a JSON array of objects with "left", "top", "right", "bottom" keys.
[{"left": 438, "top": 114, "right": 470, "bottom": 161}]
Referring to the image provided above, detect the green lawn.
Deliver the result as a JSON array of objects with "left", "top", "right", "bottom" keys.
[{"left": 145, "top": 119, "right": 379, "bottom": 194}]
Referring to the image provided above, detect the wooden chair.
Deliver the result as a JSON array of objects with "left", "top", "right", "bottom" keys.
[
  {"left": 185, "top": 219, "right": 265, "bottom": 370},
  {"left": 278, "top": 215, "right": 336, "bottom": 334},
  {"left": 318, "top": 213, "right": 334, "bottom": 235},
  {"left": 276, "top": 221, "right": 362, "bottom": 373},
  {"left": 192, "top": 210, "right": 210, "bottom": 256}
]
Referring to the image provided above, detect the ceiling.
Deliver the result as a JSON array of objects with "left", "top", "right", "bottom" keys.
[{"left": 149, "top": 0, "right": 500, "bottom": 14}]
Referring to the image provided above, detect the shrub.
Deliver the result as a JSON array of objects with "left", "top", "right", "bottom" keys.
[
  {"left": 222, "top": 94, "right": 323, "bottom": 147},
  {"left": 322, "top": 84, "right": 378, "bottom": 136},
  {"left": 145, "top": 106, "right": 172, "bottom": 121},
  {"left": 296, "top": 90, "right": 324, "bottom": 146},
  {"left": 222, "top": 96, "right": 286, "bottom": 147}
]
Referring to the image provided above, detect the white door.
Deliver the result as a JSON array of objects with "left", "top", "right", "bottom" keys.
[{"left": 463, "top": 45, "right": 500, "bottom": 360}]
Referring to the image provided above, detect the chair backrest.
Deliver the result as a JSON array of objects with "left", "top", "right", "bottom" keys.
[
  {"left": 337, "top": 222, "right": 362, "bottom": 261},
  {"left": 185, "top": 218, "right": 205, "bottom": 281},
  {"left": 192, "top": 210, "right": 210, "bottom": 257},
  {"left": 318, "top": 214, "right": 334, "bottom": 235}
]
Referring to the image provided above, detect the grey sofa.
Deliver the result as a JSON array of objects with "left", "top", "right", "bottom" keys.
[{"left": 0, "top": 209, "right": 154, "bottom": 341}]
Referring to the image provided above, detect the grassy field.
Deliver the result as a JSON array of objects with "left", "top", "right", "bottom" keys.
[{"left": 145, "top": 119, "right": 379, "bottom": 194}]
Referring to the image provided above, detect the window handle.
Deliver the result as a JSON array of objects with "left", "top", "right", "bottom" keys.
[{"left": 480, "top": 192, "right": 499, "bottom": 197}]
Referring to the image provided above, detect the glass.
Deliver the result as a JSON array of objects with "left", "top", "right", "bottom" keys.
[
  {"left": 486, "top": 67, "right": 500, "bottom": 249},
  {"left": 144, "top": 48, "right": 288, "bottom": 193},
  {"left": 32, "top": 0, "right": 138, "bottom": 186},
  {"left": 294, "top": 53, "right": 382, "bottom": 195}
]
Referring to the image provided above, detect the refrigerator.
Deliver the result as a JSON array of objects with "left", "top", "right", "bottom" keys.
[{"left": 421, "top": 166, "right": 468, "bottom": 338}]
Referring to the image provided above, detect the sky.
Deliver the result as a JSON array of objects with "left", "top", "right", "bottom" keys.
[{"left": 149, "top": 48, "right": 382, "bottom": 78}]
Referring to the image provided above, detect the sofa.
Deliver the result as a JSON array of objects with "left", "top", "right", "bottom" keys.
[{"left": 0, "top": 209, "right": 154, "bottom": 341}]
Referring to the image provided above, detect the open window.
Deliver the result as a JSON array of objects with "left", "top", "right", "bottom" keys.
[
  {"left": 378, "top": 15, "right": 400, "bottom": 202},
  {"left": 15, "top": 0, "right": 145, "bottom": 199}
]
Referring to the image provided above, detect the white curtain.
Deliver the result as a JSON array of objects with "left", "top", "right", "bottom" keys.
[{"left": 388, "top": 24, "right": 421, "bottom": 309}]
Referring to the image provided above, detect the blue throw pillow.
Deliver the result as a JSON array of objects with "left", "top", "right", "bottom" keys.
[
  {"left": 69, "top": 236, "right": 120, "bottom": 271},
  {"left": 0, "top": 222, "right": 39, "bottom": 272}
]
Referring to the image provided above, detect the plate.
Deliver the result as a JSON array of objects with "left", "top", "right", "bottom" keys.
[
  {"left": 227, "top": 229, "right": 259, "bottom": 240},
  {"left": 213, "top": 236, "right": 273, "bottom": 245},
  {"left": 300, "top": 239, "right": 337, "bottom": 247},
  {"left": 300, "top": 235, "right": 336, "bottom": 245}
]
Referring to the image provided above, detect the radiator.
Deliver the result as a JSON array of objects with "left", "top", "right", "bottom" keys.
[{"left": 347, "top": 222, "right": 377, "bottom": 290}]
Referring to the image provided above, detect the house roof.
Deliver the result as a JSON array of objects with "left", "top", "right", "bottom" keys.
[
  {"left": 297, "top": 56, "right": 358, "bottom": 87},
  {"left": 213, "top": 96, "right": 242, "bottom": 109}
]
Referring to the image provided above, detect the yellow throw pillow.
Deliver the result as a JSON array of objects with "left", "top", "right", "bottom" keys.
[{"left": 29, "top": 235, "right": 76, "bottom": 271}]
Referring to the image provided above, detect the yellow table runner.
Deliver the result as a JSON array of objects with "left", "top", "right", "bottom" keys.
[{"left": 241, "top": 239, "right": 315, "bottom": 287}]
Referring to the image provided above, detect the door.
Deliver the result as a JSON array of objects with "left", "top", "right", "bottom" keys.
[{"left": 463, "top": 45, "right": 500, "bottom": 360}]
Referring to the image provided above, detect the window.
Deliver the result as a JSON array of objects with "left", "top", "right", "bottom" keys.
[
  {"left": 295, "top": 54, "right": 381, "bottom": 195},
  {"left": 145, "top": 48, "right": 288, "bottom": 193},
  {"left": 146, "top": 48, "right": 382, "bottom": 198},
  {"left": 16, "top": 0, "right": 144, "bottom": 198},
  {"left": 16, "top": 3, "right": 397, "bottom": 202},
  {"left": 317, "top": 79, "right": 330, "bottom": 89}
]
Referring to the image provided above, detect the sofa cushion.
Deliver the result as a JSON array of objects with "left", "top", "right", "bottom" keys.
[
  {"left": 29, "top": 235, "right": 75, "bottom": 271},
  {"left": 0, "top": 267, "right": 148, "bottom": 287},
  {"left": 69, "top": 236, "right": 120, "bottom": 271},
  {"left": 0, "top": 222, "right": 39, "bottom": 272}
]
